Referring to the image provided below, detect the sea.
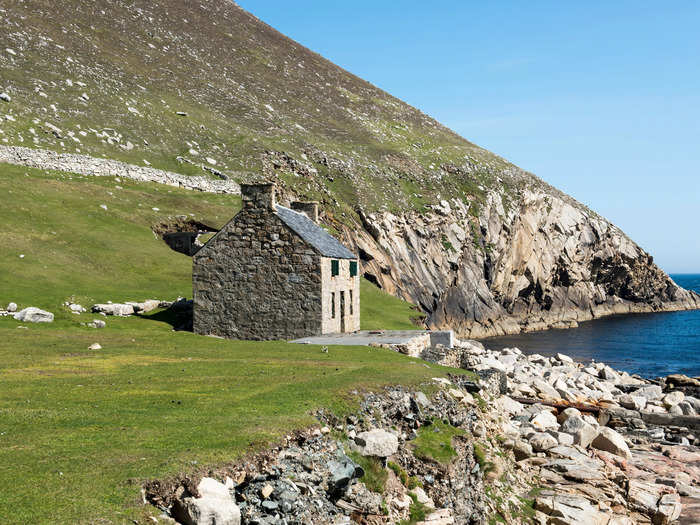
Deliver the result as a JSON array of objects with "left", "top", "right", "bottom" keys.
[{"left": 481, "top": 274, "right": 700, "bottom": 379}]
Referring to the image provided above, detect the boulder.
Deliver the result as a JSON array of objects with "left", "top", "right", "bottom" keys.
[
  {"left": 92, "top": 303, "right": 135, "bottom": 316},
  {"left": 599, "top": 365, "right": 619, "bottom": 382},
  {"left": 173, "top": 477, "right": 240, "bottom": 525},
  {"left": 533, "top": 379, "right": 560, "bottom": 400},
  {"left": 560, "top": 415, "right": 598, "bottom": 448},
  {"left": 662, "top": 391, "right": 684, "bottom": 408},
  {"left": 535, "top": 492, "right": 610, "bottom": 525},
  {"left": 88, "top": 319, "right": 106, "bottom": 328},
  {"left": 633, "top": 385, "right": 663, "bottom": 401},
  {"left": 628, "top": 480, "right": 664, "bottom": 515},
  {"left": 591, "top": 427, "right": 631, "bottom": 460},
  {"left": 556, "top": 353, "right": 574, "bottom": 364},
  {"left": 677, "top": 401, "right": 696, "bottom": 416},
  {"left": 531, "top": 410, "right": 558, "bottom": 430},
  {"left": 13, "top": 307, "right": 54, "bottom": 323},
  {"left": 530, "top": 432, "right": 558, "bottom": 452},
  {"left": 551, "top": 431, "right": 574, "bottom": 446},
  {"left": 618, "top": 394, "right": 647, "bottom": 411},
  {"left": 6, "top": 302, "right": 17, "bottom": 312},
  {"left": 557, "top": 407, "right": 582, "bottom": 425},
  {"left": 513, "top": 440, "right": 534, "bottom": 461},
  {"left": 354, "top": 429, "right": 399, "bottom": 457},
  {"left": 88, "top": 343, "right": 102, "bottom": 350},
  {"left": 496, "top": 396, "right": 524, "bottom": 416},
  {"left": 653, "top": 493, "right": 681, "bottom": 525},
  {"left": 665, "top": 374, "right": 700, "bottom": 388}
]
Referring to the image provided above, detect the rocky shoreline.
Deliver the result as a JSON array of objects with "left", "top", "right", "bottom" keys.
[{"left": 142, "top": 339, "right": 700, "bottom": 525}]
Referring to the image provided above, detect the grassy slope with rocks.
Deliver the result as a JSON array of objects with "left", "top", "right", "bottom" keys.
[
  {"left": 0, "top": 163, "right": 445, "bottom": 523},
  {"left": 0, "top": 0, "right": 537, "bottom": 220}
]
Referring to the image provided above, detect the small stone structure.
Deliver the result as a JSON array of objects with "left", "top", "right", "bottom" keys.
[{"left": 192, "top": 183, "right": 360, "bottom": 340}]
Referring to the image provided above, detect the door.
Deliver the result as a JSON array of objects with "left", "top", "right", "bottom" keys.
[{"left": 340, "top": 291, "right": 346, "bottom": 333}]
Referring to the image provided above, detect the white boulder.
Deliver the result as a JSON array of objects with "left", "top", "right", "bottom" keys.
[
  {"left": 354, "top": 429, "right": 399, "bottom": 457},
  {"left": 13, "top": 307, "right": 54, "bottom": 323},
  {"left": 174, "top": 477, "right": 240, "bottom": 525},
  {"left": 591, "top": 427, "right": 631, "bottom": 460}
]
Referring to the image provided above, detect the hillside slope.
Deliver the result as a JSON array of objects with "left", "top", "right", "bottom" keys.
[{"left": 1, "top": 0, "right": 697, "bottom": 336}]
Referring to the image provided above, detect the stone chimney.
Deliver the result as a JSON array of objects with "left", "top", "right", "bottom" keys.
[
  {"left": 291, "top": 201, "right": 319, "bottom": 223},
  {"left": 241, "top": 182, "right": 276, "bottom": 211}
]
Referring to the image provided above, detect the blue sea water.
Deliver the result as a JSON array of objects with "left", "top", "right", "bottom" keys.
[{"left": 481, "top": 274, "right": 700, "bottom": 378}]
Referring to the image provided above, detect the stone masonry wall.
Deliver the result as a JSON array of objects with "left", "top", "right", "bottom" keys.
[
  {"left": 320, "top": 257, "right": 360, "bottom": 334},
  {"left": 193, "top": 185, "right": 323, "bottom": 340}
]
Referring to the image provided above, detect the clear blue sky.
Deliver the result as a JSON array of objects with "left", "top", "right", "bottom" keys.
[{"left": 239, "top": 1, "right": 699, "bottom": 274}]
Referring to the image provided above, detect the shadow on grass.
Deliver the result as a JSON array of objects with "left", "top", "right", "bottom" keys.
[{"left": 139, "top": 306, "right": 192, "bottom": 332}]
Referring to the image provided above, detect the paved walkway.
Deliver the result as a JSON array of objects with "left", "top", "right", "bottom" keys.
[{"left": 291, "top": 330, "right": 430, "bottom": 346}]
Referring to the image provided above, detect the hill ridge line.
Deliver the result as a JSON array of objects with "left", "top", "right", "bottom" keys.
[{"left": 0, "top": 145, "right": 240, "bottom": 194}]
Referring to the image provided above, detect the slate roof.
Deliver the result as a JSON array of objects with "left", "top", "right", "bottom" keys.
[{"left": 275, "top": 205, "right": 356, "bottom": 259}]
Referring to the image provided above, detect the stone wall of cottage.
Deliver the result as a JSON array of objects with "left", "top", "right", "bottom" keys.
[
  {"left": 192, "top": 184, "right": 323, "bottom": 340},
  {"left": 321, "top": 257, "right": 360, "bottom": 334}
]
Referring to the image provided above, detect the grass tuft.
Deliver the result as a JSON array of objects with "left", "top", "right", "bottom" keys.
[{"left": 411, "top": 419, "right": 465, "bottom": 465}]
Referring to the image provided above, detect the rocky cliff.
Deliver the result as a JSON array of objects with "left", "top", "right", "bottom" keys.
[
  {"left": 341, "top": 186, "right": 699, "bottom": 338},
  {"left": 1, "top": 0, "right": 697, "bottom": 338}
]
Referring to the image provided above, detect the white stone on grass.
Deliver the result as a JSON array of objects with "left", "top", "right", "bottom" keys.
[{"left": 13, "top": 307, "right": 54, "bottom": 323}]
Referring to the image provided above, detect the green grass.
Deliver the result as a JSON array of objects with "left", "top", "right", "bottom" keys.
[
  {"left": 348, "top": 452, "right": 388, "bottom": 493},
  {"left": 411, "top": 419, "right": 466, "bottom": 465},
  {"left": 399, "top": 493, "right": 430, "bottom": 525},
  {"left": 473, "top": 442, "right": 495, "bottom": 476},
  {"left": 0, "top": 162, "right": 238, "bottom": 309},
  {"left": 360, "top": 279, "right": 425, "bottom": 330},
  {"left": 0, "top": 165, "right": 459, "bottom": 523}
]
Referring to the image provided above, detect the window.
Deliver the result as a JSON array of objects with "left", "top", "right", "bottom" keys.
[
  {"left": 331, "top": 292, "right": 335, "bottom": 318},
  {"left": 331, "top": 259, "right": 339, "bottom": 277},
  {"left": 349, "top": 290, "right": 353, "bottom": 315},
  {"left": 349, "top": 260, "right": 358, "bottom": 277}
]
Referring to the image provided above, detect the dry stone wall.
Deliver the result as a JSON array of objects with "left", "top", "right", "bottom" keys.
[{"left": 0, "top": 145, "right": 240, "bottom": 193}]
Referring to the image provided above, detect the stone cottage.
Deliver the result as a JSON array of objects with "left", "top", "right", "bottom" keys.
[{"left": 192, "top": 183, "right": 360, "bottom": 340}]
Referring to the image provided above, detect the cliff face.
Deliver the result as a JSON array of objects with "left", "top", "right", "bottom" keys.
[{"left": 338, "top": 188, "right": 699, "bottom": 338}]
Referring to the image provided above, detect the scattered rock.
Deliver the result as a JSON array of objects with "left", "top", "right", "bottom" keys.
[
  {"left": 591, "top": 427, "right": 631, "bottom": 460},
  {"left": 172, "top": 477, "right": 240, "bottom": 525},
  {"left": 13, "top": 307, "right": 54, "bottom": 323},
  {"left": 354, "top": 429, "right": 398, "bottom": 457}
]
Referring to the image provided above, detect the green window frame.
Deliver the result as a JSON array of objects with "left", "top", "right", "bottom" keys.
[
  {"left": 331, "top": 259, "right": 339, "bottom": 277},
  {"left": 349, "top": 260, "right": 358, "bottom": 277}
]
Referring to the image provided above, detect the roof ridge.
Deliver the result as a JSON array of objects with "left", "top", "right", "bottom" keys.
[{"left": 274, "top": 204, "right": 356, "bottom": 259}]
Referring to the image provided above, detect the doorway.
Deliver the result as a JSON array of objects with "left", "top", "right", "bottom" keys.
[{"left": 340, "top": 291, "right": 346, "bottom": 333}]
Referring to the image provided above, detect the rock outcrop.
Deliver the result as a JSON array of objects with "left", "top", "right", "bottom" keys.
[{"left": 344, "top": 188, "right": 699, "bottom": 338}]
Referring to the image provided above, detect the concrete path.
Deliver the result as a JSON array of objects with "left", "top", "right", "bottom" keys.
[{"left": 291, "top": 330, "right": 430, "bottom": 346}]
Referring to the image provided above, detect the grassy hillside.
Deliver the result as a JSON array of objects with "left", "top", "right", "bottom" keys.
[
  {"left": 0, "top": 0, "right": 538, "bottom": 223},
  {"left": 0, "top": 164, "right": 444, "bottom": 523}
]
